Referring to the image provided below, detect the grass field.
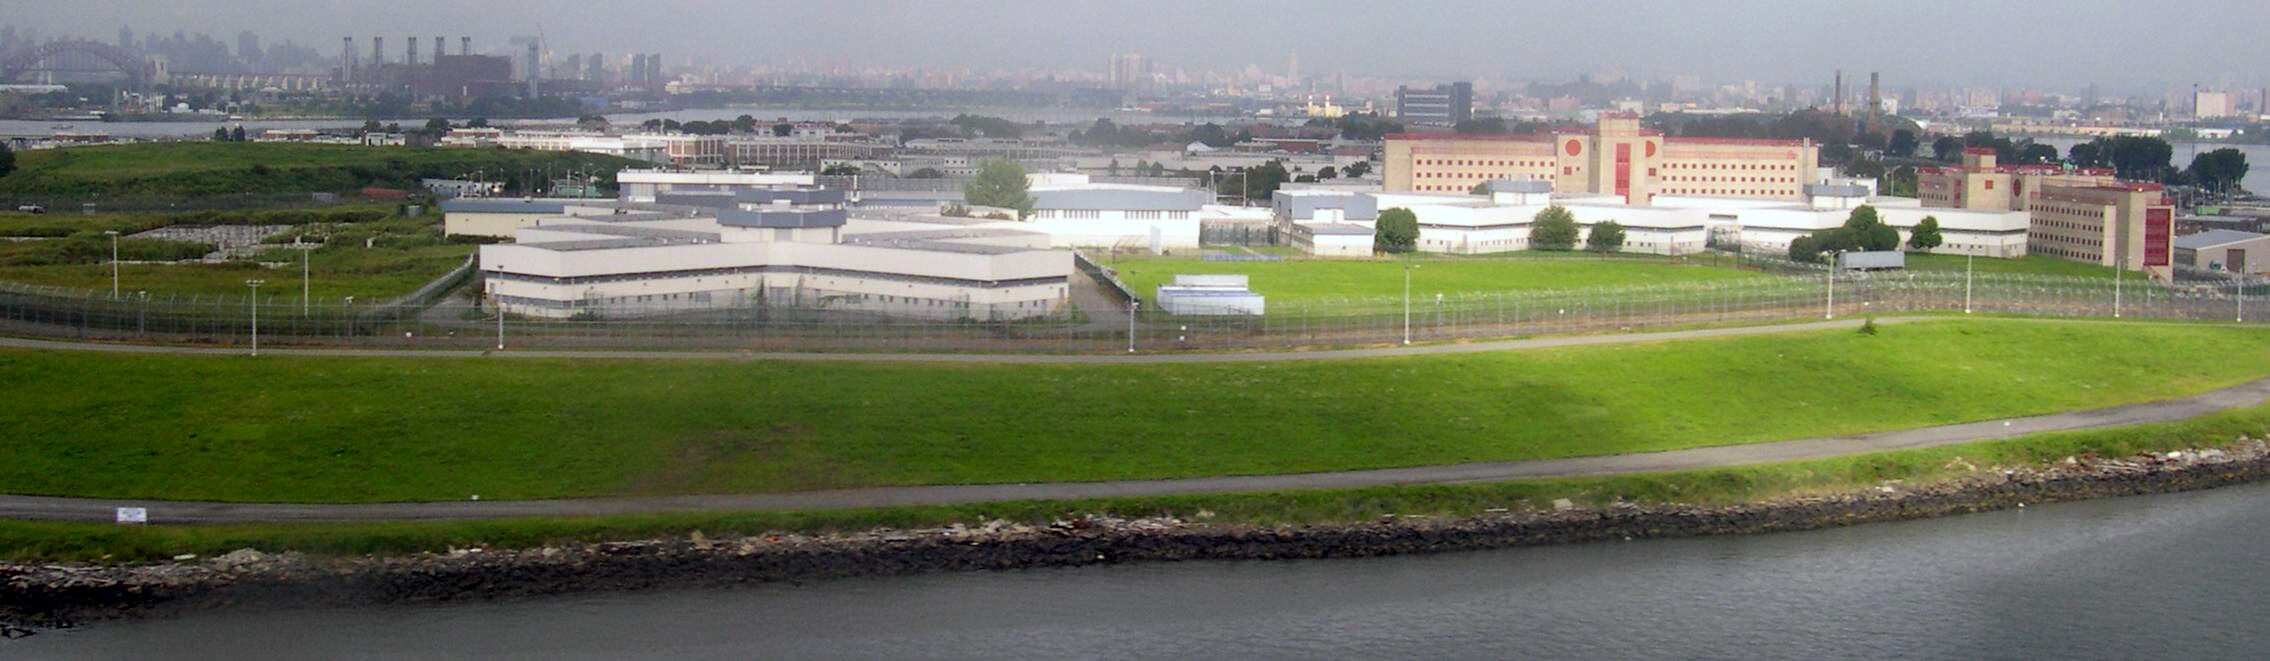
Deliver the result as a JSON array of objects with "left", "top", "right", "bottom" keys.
[
  {"left": 0, "top": 244, "right": 471, "bottom": 299},
  {"left": 5, "top": 397, "right": 2268, "bottom": 563},
  {"left": 1904, "top": 253, "right": 2127, "bottom": 278},
  {"left": 3, "top": 319, "right": 2268, "bottom": 505},
  {"left": 0, "top": 206, "right": 396, "bottom": 238},
  {"left": 1110, "top": 254, "right": 1769, "bottom": 303},
  {"left": 0, "top": 142, "right": 638, "bottom": 198}
]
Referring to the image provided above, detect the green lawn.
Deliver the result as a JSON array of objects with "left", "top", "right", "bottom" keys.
[
  {"left": 0, "top": 142, "right": 638, "bottom": 198},
  {"left": 1110, "top": 254, "right": 1769, "bottom": 303},
  {"left": 0, "top": 206, "right": 395, "bottom": 238},
  {"left": 1904, "top": 253, "right": 2127, "bottom": 278},
  {"left": 3, "top": 319, "right": 2267, "bottom": 504},
  {"left": 0, "top": 244, "right": 471, "bottom": 299}
]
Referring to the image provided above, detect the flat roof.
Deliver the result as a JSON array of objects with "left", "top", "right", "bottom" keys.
[
  {"left": 1031, "top": 188, "right": 1209, "bottom": 211},
  {"left": 2173, "top": 229, "right": 2268, "bottom": 250},
  {"left": 440, "top": 198, "right": 586, "bottom": 214}
]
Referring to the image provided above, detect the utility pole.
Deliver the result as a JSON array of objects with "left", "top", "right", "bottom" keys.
[
  {"left": 246, "top": 279, "right": 265, "bottom": 356},
  {"left": 1964, "top": 251, "right": 1974, "bottom": 314},
  {"left": 1126, "top": 300, "right": 1138, "bottom": 353},
  {"left": 1403, "top": 263, "right": 1418, "bottom": 344},
  {"left": 1825, "top": 252, "right": 1839, "bottom": 319},
  {"left": 103, "top": 230, "right": 119, "bottom": 298},
  {"left": 301, "top": 248, "right": 311, "bottom": 317}
]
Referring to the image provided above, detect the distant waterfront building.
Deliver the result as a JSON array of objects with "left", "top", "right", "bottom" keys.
[
  {"left": 1394, "top": 82, "right": 1472, "bottom": 126},
  {"left": 1383, "top": 113, "right": 1820, "bottom": 204}
]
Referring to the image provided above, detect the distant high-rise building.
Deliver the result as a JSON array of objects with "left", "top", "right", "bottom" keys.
[
  {"left": 2194, "top": 89, "right": 2234, "bottom": 118},
  {"left": 236, "top": 31, "right": 260, "bottom": 63},
  {"left": 565, "top": 53, "right": 583, "bottom": 80},
  {"left": 1395, "top": 81, "right": 1472, "bottom": 126},
  {"left": 1287, "top": 52, "right": 1298, "bottom": 85},
  {"left": 630, "top": 53, "right": 647, "bottom": 82},
  {"left": 587, "top": 51, "right": 605, "bottom": 82},
  {"left": 646, "top": 53, "right": 662, "bottom": 84},
  {"left": 407, "top": 37, "right": 418, "bottom": 67},
  {"left": 117, "top": 26, "right": 134, "bottom": 50},
  {"left": 372, "top": 36, "right": 383, "bottom": 67},
  {"left": 1107, "top": 52, "right": 1151, "bottom": 91},
  {"left": 2084, "top": 82, "right": 2100, "bottom": 108},
  {"left": 525, "top": 40, "right": 540, "bottom": 97},
  {"left": 435, "top": 36, "right": 444, "bottom": 61}
]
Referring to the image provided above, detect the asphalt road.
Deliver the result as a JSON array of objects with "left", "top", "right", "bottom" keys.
[{"left": 5, "top": 373, "right": 2266, "bottom": 524}]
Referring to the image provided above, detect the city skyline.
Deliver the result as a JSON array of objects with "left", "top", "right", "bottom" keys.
[{"left": 2, "top": 0, "right": 2264, "bottom": 92}]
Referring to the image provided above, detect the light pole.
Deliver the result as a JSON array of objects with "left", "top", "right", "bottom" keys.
[
  {"left": 301, "top": 248, "right": 311, "bottom": 317},
  {"left": 1824, "top": 251, "right": 1842, "bottom": 320},
  {"left": 2113, "top": 252, "right": 2123, "bottom": 319},
  {"left": 1403, "top": 263, "right": 1419, "bottom": 344},
  {"left": 1126, "top": 300, "right": 1139, "bottom": 353},
  {"left": 103, "top": 230, "right": 119, "bottom": 298},
  {"left": 1963, "top": 251, "right": 1974, "bottom": 314},
  {"left": 245, "top": 279, "right": 265, "bottom": 356},
  {"left": 496, "top": 297, "right": 506, "bottom": 350},
  {"left": 2238, "top": 281, "right": 2246, "bottom": 323}
]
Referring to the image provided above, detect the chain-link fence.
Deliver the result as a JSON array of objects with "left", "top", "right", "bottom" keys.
[{"left": 3, "top": 256, "right": 2266, "bottom": 353}]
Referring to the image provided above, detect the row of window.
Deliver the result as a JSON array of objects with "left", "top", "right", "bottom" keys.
[
  {"left": 1416, "top": 158, "right": 1553, "bottom": 167},
  {"left": 1663, "top": 162, "right": 1798, "bottom": 171}
]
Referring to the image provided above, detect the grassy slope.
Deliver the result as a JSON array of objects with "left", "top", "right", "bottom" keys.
[
  {"left": 0, "top": 244, "right": 470, "bottom": 299},
  {"left": 0, "top": 142, "right": 638, "bottom": 197},
  {"left": 1109, "top": 254, "right": 1767, "bottom": 303},
  {"left": 3, "top": 319, "right": 2269, "bottom": 503},
  {"left": 7, "top": 400, "right": 2269, "bottom": 563}
]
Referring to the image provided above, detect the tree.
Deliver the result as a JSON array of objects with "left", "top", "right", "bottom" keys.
[
  {"left": 1585, "top": 220, "right": 1626, "bottom": 253},
  {"left": 773, "top": 123, "right": 794, "bottom": 137},
  {"left": 1886, "top": 129, "right": 1919, "bottom": 158},
  {"left": 1470, "top": 182, "right": 1491, "bottom": 195},
  {"left": 467, "top": 117, "right": 489, "bottom": 128},
  {"left": 1931, "top": 136, "right": 1962, "bottom": 162},
  {"left": 1343, "top": 161, "right": 1372, "bottom": 178},
  {"left": 2068, "top": 141, "right": 2103, "bottom": 168},
  {"left": 1788, "top": 234, "right": 1823, "bottom": 263},
  {"left": 1908, "top": 215, "right": 1943, "bottom": 252},
  {"left": 1884, "top": 166, "right": 1919, "bottom": 197},
  {"left": 213, "top": 127, "right": 229, "bottom": 142},
  {"left": 360, "top": 119, "right": 383, "bottom": 136},
  {"left": 907, "top": 168, "right": 945, "bottom": 179},
  {"left": 820, "top": 164, "right": 863, "bottom": 176},
  {"left": 1239, "top": 160, "right": 1290, "bottom": 202},
  {"left": 1845, "top": 158, "right": 1886, "bottom": 179},
  {"left": 2186, "top": 148, "right": 2250, "bottom": 193},
  {"left": 2014, "top": 142, "right": 2059, "bottom": 165},
  {"left": 425, "top": 117, "right": 453, "bottom": 134},
  {"left": 230, "top": 126, "right": 246, "bottom": 142},
  {"left": 1374, "top": 207, "right": 1418, "bottom": 253},
  {"left": 1318, "top": 166, "right": 1338, "bottom": 180},
  {"left": 964, "top": 160, "right": 1034, "bottom": 218},
  {"left": 1453, "top": 117, "right": 1507, "bottom": 133},
  {"left": 1530, "top": 205, "right": 1580, "bottom": 251},
  {"left": 0, "top": 142, "right": 14, "bottom": 178},
  {"left": 1844, "top": 205, "right": 1899, "bottom": 251}
]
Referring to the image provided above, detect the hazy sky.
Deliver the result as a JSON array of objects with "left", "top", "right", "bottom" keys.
[{"left": 3, "top": 0, "right": 2262, "bottom": 91}]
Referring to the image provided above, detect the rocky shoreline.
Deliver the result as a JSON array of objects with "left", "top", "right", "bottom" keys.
[{"left": 7, "top": 440, "right": 2270, "bottom": 629}]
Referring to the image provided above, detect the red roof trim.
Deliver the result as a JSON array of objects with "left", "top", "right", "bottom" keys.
[
  {"left": 1662, "top": 136, "right": 1809, "bottom": 147},
  {"left": 1386, "top": 132, "right": 1555, "bottom": 142},
  {"left": 1963, "top": 147, "right": 1996, "bottom": 155}
]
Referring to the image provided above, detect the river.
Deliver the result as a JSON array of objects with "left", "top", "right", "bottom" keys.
[{"left": 11, "top": 482, "right": 2270, "bottom": 659}]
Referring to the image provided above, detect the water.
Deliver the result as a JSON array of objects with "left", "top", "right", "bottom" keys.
[
  {"left": 2031, "top": 136, "right": 2270, "bottom": 193},
  {"left": 13, "top": 483, "right": 2270, "bottom": 659},
  {"left": 0, "top": 106, "right": 1211, "bottom": 140}
]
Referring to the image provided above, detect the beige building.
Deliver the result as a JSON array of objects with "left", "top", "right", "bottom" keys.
[
  {"left": 1918, "top": 148, "right": 2173, "bottom": 275},
  {"left": 1383, "top": 113, "right": 1819, "bottom": 204}
]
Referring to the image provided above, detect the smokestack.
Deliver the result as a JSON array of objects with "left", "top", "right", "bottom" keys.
[
  {"left": 372, "top": 36, "right": 383, "bottom": 67},
  {"left": 407, "top": 37, "right": 417, "bottom": 67},
  {"left": 342, "top": 37, "right": 355, "bottom": 82},
  {"left": 1833, "top": 69, "right": 1843, "bottom": 116},
  {"left": 435, "top": 36, "right": 444, "bottom": 61},
  {"left": 1868, "top": 71, "right": 1880, "bottom": 117},
  {"left": 461, "top": 37, "right": 471, "bottom": 55}
]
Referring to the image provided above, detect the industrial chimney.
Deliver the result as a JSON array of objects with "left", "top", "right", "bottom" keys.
[
  {"left": 435, "top": 36, "right": 444, "bottom": 61},
  {"left": 1868, "top": 72, "right": 1881, "bottom": 118},
  {"left": 1833, "top": 69, "right": 1843, "bottom": 116},
  {"left": 342, "top": 36, "right": 355, "bottom": 82},
  {"left": 461, "top": 37, "right": 471, "bottom": 56}
]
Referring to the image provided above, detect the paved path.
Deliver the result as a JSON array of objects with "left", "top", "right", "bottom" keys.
[
  {"left": 7, "top": 374, "right": 2269, "bottom": 523},
  {"left": 0, "top": 316, "right": 1938, "bottom": 364}
]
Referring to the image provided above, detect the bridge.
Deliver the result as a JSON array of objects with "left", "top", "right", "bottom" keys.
[{"left": 0, "top": 39, "right": 155, "bottom": 88}]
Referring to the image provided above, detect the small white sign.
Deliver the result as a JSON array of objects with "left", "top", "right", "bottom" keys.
[{"left": 115, "top": 507, "right": 148, "bottom": 525}]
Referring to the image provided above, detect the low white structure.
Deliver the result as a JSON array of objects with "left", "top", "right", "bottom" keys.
[
  {"left": 616, "top": 169, "right": 816, "bottom": 203},
  {"left": 2174, "top": 229, "right": 2270, "bottom": 273},
  {"left": 443, "top": 198, "right": 585, "bottom": 238},
  {"left": 1287, "top": 222, "right": 1375, "bottom": 257},
  {"left": 1021, "top": 182, "right": 1209, "bottom": 251},
  {"left": 479, "top": 185, "right": 1073, "bottom": 320},
  {"left": 1156, "top": 274, "right": 1265, "bottom": 316}
]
